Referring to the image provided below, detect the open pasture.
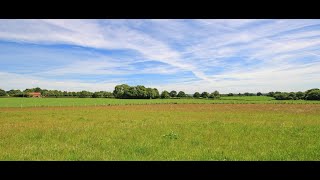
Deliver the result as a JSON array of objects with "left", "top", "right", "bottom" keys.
[{"left": 1, "top": 104, "right": 320, "bottom": 160}]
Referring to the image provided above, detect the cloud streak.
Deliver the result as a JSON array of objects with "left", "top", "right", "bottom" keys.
[{"left": 0, "top": 19, "right": 320, "bottom": 93}]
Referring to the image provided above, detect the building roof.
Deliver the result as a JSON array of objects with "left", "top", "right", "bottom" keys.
[{"left": 29, "top": 92, "right": 41, "bottom": 95}]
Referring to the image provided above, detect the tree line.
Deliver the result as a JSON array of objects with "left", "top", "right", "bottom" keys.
[
  {"left": 0, "top": 88, "right": 113, "bottom": 98},
  {"left": 112, "top": 84, "right": 221, "bottom": 99},
  {"left": 0, "top": 86, "right": 319, "bottom": 100},
  {"left": 266, "top": 88, "right": 320, "bottom": 100}
]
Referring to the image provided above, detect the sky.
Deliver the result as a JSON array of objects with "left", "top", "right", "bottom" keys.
[{"left": 0, "top": 19, "right": 320, "bottom": 93}]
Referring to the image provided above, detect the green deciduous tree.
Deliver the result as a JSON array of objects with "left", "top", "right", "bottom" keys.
[
  {"left": 209, "top": 90, "right": 220, "bottom": 99},
  {"left": 267, "top": 92, "right": 275, "bottom": 97},
  {"left": 193, "top": 92, "right": 200, "bottom": 98},
  {"left": 177, "top": 91, "right": 186, "bottom": 98},
  {"left": 296, "top": 91, "right": 304, "bottom": 100},
  {"left": 34, "top": 87, "right": 42, "bottom": 92},
  {"left": 113, "top": 84, "right": 159, "bottom": 99},
  {"left": 161, "top": 90, "right": 170, "bottom": 99},
  {"left": 305, "top": 89, "right": 320, "bottom": 100},
  {"left": 170, "top": 90, "right": 177, "bottom": 98},
  {"left": 201, "top": 92, "right": 209, "bottom": 98},
  {"left": 113, "top": 84, "right": 130, "bottom": 98},
  {"left": 0, "top": 89, "right": 7, "bottom": 96},
  {"left": 79, "top": 91, "right": 92, "bottom": 98}
]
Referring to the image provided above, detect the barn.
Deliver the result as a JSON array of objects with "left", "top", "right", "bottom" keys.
[{"left": 28, "top": 92, "right": 41, "bottom": 98}]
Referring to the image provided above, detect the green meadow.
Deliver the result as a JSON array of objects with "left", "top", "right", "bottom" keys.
[
  {"left": 0, "top": 103, "right": 320, "bottom": 160},
  {"left": 0, "top": 96, "right": 320, "bottom": 108}
]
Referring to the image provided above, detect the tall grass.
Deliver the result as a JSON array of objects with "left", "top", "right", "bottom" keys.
[
  {"left": 0, "top": 104, "right": 319, "bottom": 160},
  {"left": 0, "top": 96, "right": 319, "bottom": 108}
]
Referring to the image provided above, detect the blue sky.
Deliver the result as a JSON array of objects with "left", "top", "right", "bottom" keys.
[{"left": 0, "top": 19, "right": 320, "bottom": 93}]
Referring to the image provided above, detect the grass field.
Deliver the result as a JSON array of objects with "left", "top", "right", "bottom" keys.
[
  {"left": 1, "top": 96, "right": 320, "bottom": 108},
  {"left": 1, "top": 103, "right": 320, "bottom": 160}
]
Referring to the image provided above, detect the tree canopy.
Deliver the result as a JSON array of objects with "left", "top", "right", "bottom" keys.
[
  {"left": 201, "top": 92, "right": 209, "bottom": 98},
  {"left": 161, "top": 90, "right": 170, "bottom": 99},
  {"left": 170, "top": 90, "right": 177, "bottom": 97},
  {"left": 2, "top": 86, "right": 320, "bottom": 101},
  {"left": 113, "top": 84, "right": 160, "bottom": 99},
  {"left": 0, "top": 89, "right": 7, "bottom": 96},
  {"left": 177, "top": 91, "right": 186, "bottom": 97},
  {"left": 193, "top": 92, "right": 201, "bottom": 98}
]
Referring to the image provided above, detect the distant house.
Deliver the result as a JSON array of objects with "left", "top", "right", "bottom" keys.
[{"left": 28, "top": 92, "right": 41, "bottom": 98}]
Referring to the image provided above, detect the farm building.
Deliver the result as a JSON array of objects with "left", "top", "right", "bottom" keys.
[{"left": 28, "top": 92, "right": 41, "bottom": 98}]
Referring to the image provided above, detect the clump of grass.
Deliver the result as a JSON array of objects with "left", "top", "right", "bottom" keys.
[{"left": 162, "top": 131, "right": 178, "bottom": 140}]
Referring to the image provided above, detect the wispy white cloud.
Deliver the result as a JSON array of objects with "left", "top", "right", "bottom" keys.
[
  {"left": 0, "top": 19, "right": 320, "bottom": 93},
  {"left": 0, "top": 72, "right": 120, "bottom": 92}
]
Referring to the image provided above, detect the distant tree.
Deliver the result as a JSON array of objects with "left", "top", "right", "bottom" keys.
[
  {"left": 213, "top": 90, "right": 220, "bottom": 97},
  {"left": 288, "top": 92, "right": 297, "bottom": 100},
  {"left": 146, "top": 88, "right": 153, "bottom": 99},
  {"left": 136, "top": 85, "right": 147, "bottom": 98},
  {"left": 113, "top": 84, "right": 159, "bottom": 99},
  {"left": 6, "top": 89, "right": 14, "bottom": 96},
  {"left": 170, "top": 90, "right": 177, "bottom": 98},
  {"left": 244, "top": 92, "right": 250, "bottom": 96},
  {"left": 6, "top": 89, "right": 22, "bottom": 97},
  {"left": 153, "top": 88, "right": 160, "bottom": 99},
  {"left": 42, "top": 90, "right": 49, "bottom": 97},
  {"left": 305, "top": 89, "right": 320, "bottom": 100},
  {"left": 177, "top": 91, "right": 186, "bottom": 97},
  {"left": 34, "top": 87, "right": 42, "bottom": 92},
  {"left": 103, "top": 92, "right": 114, "bottom": 98},
  {"left": 238, "top": 93, "right": 242, "bottom": 96},
  {"left": 228, "top": 93, "right": 234, "bottom": 96},
  {"left": 79, "top": 91, "right": 91, "bottom": 98},
  {"left": 295, "top": 91, "right": 305, "bottom": 100},
  {"left": 113, "top": 84, "right": 130, "bottom": 98},
  {"left": 274, "top": 92, "right": 290, "bottom": 100},
  {"left": 23, "top": 89, "right": 33, "bottom": 93},
  {"left": 201, "top": 92, "right": 209, "bottom": 98},
  {"left": 305, "top": 88, "right": 319, "bottom": 95},
  {"left": 193, "top": 92, "right": 201, "bottom": 98},
  {"left": 126, "top": 87, "right": 137, "bottom": 98},
  {"left": 92, "top": 91, "right": 104, "bottom": 98},
  {"left": 267, "top": 92, "right": 275, "bottom": 97},
  {"left": 145, "top": 88, "right": 159, "bottom": 99},
  {"left": 161, "top": 90, "right": 170, "bottom": 99},
  {"left": 63, "top": 91, "right": 68, "bottom": 96},
  {"left": 275, "top": 91, "right": 281, "bottom": 95},
  {"left": 257, "top": 92, "right": 262, "bottom": 96},
  {"left": 0, "top": 89, "right": 7, "bottom": 96},
  {"left": 209, "top": 90, "right": 220, "bottom": 99}
]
